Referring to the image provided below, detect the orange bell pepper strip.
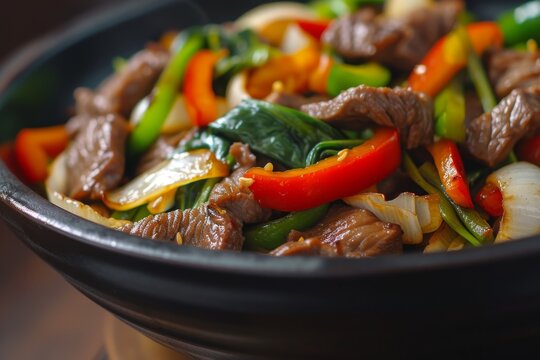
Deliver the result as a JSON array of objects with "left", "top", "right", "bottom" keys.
[
  {"left": 297, "top": 19, "right": 331, "bottom": 41},
  {"left": 475, "top": 182, "right": 503, "bottom": 217},
  {"left": 244, "top": 128, "right": 401, "bottom": 212},
  {"left": 427, "top": 139, "right": 474, "bottom": 209},
  {"left": 183, "top": 50, "right": 224, "bottom": 126},
  {"left": 13, "top": 125, "right": 69, "bottom": 184},
  {"left": 309, "top": 53, "right": 334, "bottom": 94},
  {"left": 247, "top": 44, "right": 321, "bottom": 99},
  {"left": 408, "top": 22, "right": 503, "bottom": 98},
  {"left": 516, "top": 135, "right": 540, "bottom": 167}
]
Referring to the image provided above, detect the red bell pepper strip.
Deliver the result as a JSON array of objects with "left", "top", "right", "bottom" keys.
[
  {"left": 183, "top": 50, "right": 223, "bottom": 126},
  {"left": 408, "top": 22, "right": 503, "bottom": 98},
  {"left": 475, "top": 182, "right": 503, "bottom": 217},
  {"left": 244, "top": 128, "right": 401, "bottom": 212},
  {"left": 13, "top": 125, "right": 68, "bottom": 184},
  {"left": 297, "top": 19, "right": 331, "bottom": 41},
  {"left": 427, "top": 139, "right": 474, "bottom": 208},
  {"left": 516, "top": 135, "right": 540, "bottom": 167}
]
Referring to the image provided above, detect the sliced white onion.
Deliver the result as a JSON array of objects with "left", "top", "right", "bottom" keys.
[
  {"left": 161, "top": 95, "right": 193, "bottom": 134},
  {"left": 130, "top": 95, "right": 151, "bottom": 127},
  {"left": 226, "top": 71, "right": 251, "bottom": 108},
  {"left": 385, "top": 0, "right": 433, "bottom": 19},
  {"left": 103, "top": 149, "right": 229, "bottom": 211},
  {"left": 486, "top": 162, "right": 540, "bottom": 243},
  {"left": 281, "top": 24, "right": 312, "bottom": 54},
  {"left": 235, "top": 2, "right": 316, "bottom": 32},
  {"left": 45, "top": 153, "right": 129, "bottom": 228},
  {"left": 344, "top": 192, "right": 442, "bottom": 245},
  {"left": 424, "top": 224, "right": 465, "bottom": 253}
]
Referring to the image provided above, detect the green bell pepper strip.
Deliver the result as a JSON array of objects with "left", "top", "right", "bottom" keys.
[
  {"left": 434, "top": 77, "right": 466, "bottom": 142},
  {"left": 128, "top": 31, "right": 204, "bottom": 155},
  {"left": 419, "top": 163, "right": 493, "bottom": 244},
  {"left": 403, "top": 154, "right": 481, "bottom": 247},
  {"left": 244, "top": 205, "right": 329, "bottom": 251},
  {"left": 498, "top": 1, "right": 540, "bottom": 46},
  {"left": 326, "top": 62, "right": 391, "bottom": 97}
]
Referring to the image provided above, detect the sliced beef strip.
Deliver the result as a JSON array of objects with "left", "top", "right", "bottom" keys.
[
  {"left": 466, "top": 87, "right": 540, "bottom": 167},
  {"left": 287, "top": 206, "right": 402, "bottom": 257},
  {"left": 488, "top": 49, "right": 540, "bottom": 99},
  {"left": 70, "top": 44, "right": 170, "bottom": 123},
  {"left": 209, "top": 143, "right": 272, "bottom": 224},
  {"left": 66, "top": 113, "right": 129, "bottom": 201},
  {"left": 119, "top": 203, "right": 244, "bottom": 251},
  {"left": 265, "top": 90, "right": 329, "bottom": 111},
  {"left": 135, "top": 129, "right": 196, "bottom": 175},
  {"left": 323, "top": 0, "right": 463, "bottom": 71},
  {"left": 301, "top": 85, "right": 433, "bottom": 149},
  {"left": 270, "top": 237, "right": 339, "bottom": 257}
]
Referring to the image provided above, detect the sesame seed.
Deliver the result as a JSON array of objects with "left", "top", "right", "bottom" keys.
[
  {"left": 337, "top": 149, "right": 349, "bottom": 162},
  {"left": 176, "top": 233, "right": 183, "bottom": 245},
  {"left": 239, "top": 177, "right": 255, "bottom": 188},
  {"left": 263, "top": 162, "right": 274, "bottom": 172}
]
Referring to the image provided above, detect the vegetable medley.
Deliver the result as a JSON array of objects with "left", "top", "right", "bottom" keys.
[{"left": 3, "top": 0, "right": 540, "bottom": 257}]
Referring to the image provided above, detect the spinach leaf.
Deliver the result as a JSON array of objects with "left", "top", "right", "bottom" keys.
[
  {"left": 209, "top": 99, "right": 345, "bottom": 169},
  {"left": 174, "top": 128, "right": 231, "bottom": 162}
]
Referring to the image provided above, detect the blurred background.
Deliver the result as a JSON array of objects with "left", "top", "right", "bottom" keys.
[{"left": 0, "top": 2, "right": 129, "bottom": 359}]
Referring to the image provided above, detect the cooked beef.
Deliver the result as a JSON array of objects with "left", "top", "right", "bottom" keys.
[
  {"left": 488, "top": 49, "right": 540, "bottom": 99},
  {"left": 119, "top": 203, "right": 244, "bottom": 250},
  {"left": 323, "top": 0, "right": 463, "bottom": 71},
  {"left": 209, "top": 143, "right": 272, "bottom": 224},
  {"left": 71, "top": 44, "right": 169, "bottom": 121},
  {"left": 66, "top": 114, "right": 129, "bottom": 201},
  {"left": 465, "top": 90, "right": 483, "bottom": 126},
  {"left": 287, "top": 206, "right": 402, "bottom": 257},
  {"left": 265, "top": 90, "right": 329, "bottom": 110},
  {"left": 270, "top": 237, "right": 338, "bottom": 257},
  {"left": 135, "top": 129, "right": 196, "bottom": 175},
  {"left": 466, "top": 87, "right": 540, "bottom": 166},
  {"left": 301, "top": 85, "right": 433, "bottom": 148}
]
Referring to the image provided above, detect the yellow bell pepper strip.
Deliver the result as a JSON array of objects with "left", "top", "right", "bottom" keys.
[
  {"left": 244, "top": 128, "right": 401, "bottom": 212},
  {"left": 427, "top": 139, "right": 474, "bottom": 209},
  {"left": 326, "top": 62, "right": 391, "bottom": 97},
  {"left": 13, "top": 125, "right": 69, "bottom": 184},
  {"left": 498, "top": 1, "right": 540, "bottom": 46},
  {"left": 408, "top": 22, "right": 503, "bottom": 98},
  {"left": 103, "top": 149, "right": 229, "bottom": 211},
  {"left": 244, "top": 204, "right": 329, "bottom": 251},
  {"left": 128, "top": 31, "right": 204, "bottom": 156},
  {"left": 183, "top": 50, "right": 224, "bottom": 126}
]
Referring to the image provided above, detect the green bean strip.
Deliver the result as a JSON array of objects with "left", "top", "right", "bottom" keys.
[
  {"left": 244, "top": 205, "right": 329, "bottom": 251},
  {"left": 456, "top": 26, "right": 498, "bottom": 112},
  {"left": 403, "top": 154, "right": 481, "bottom": 247},
  {"left": 419, "top": 163, "right": 494, "bottom": 244}
]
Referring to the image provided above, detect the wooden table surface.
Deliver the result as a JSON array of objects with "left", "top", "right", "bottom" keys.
[{"left": 0, "top": 219, "right": 107, "bottom": 360}]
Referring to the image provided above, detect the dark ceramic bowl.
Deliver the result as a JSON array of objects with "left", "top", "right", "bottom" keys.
[{"left": 0, "top": 0, "right": 537, "bottom": 359}]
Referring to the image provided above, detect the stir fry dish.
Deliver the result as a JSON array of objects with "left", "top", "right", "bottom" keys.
[{"left": 3, "top": 0, "right": 540, "bottom": 257}]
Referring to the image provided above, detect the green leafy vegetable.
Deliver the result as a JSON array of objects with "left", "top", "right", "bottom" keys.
[
  {"left": 209, "top": 99, "right": 345, "bottom": 169},
  {"left": 174, "top": 128, "right": 231, "bottom": 162}
]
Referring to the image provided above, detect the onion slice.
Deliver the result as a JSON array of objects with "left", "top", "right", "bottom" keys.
[
  {"left": 344, "top": 192, "right": 442, "bottom": 244},
  {"left": 235, "top": 2, "right": 316, "bottom": 32},
  {"left": 424, "top": 224, "right": 465, "bottom": 253},
  {"left": 486, "top": 162, "right": 540, "bottom": 242},
  {"left": 45, "top": 153, "right": 129, "bottom": 228},
  {"left": 103, "top": 149, "right": 229, "bottom": 211},
  {"left": 226, "top": 71, "right": 251, "bottom": 108}
]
